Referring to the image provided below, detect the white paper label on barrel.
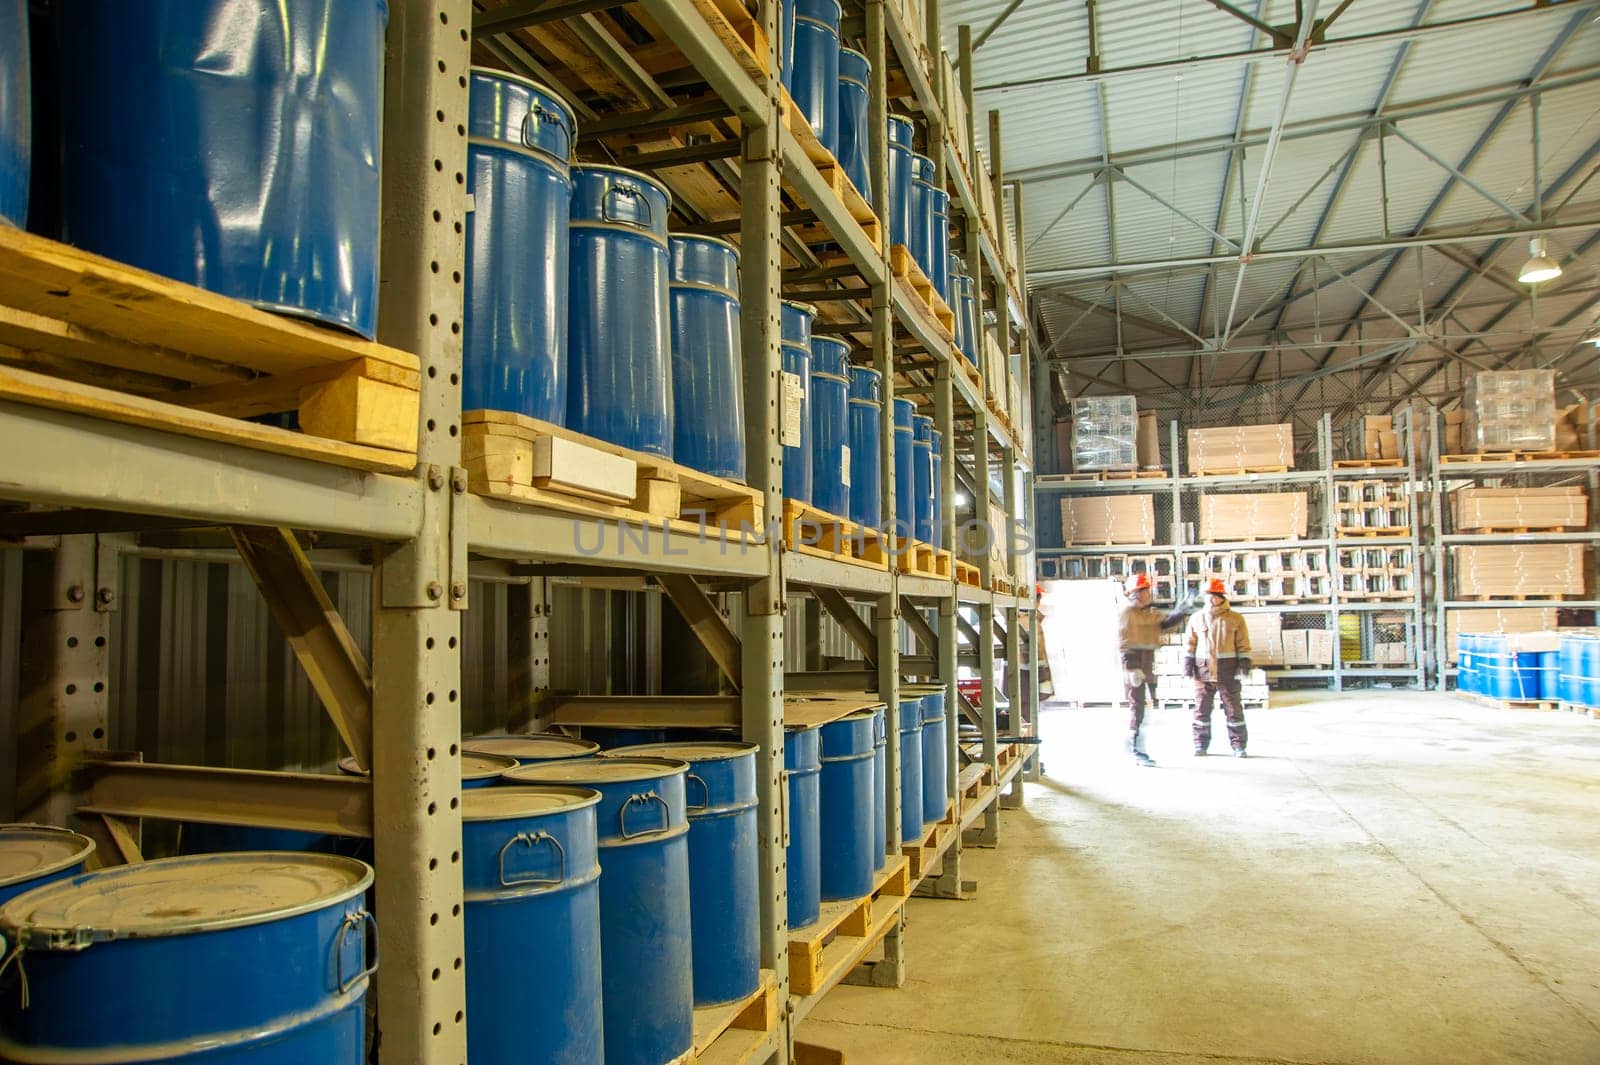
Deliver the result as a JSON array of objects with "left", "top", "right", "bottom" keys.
[
  {"left": 841, "top": 444, "right": 851, "bottom": 487},
  {"left": 781, "top": 371, "right": 804, "bottom": 447}
]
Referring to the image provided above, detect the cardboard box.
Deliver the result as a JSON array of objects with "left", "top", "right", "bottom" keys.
[
  {"left": 1280, "top": 630, "right": 1308, "bottom": 665},
  {"left": 1053, "top": 418, "right": 1072, "bottom": 474},
  {"left": 1245, "top": 612, "right": 1283, "bottom": 666},
  {"left": 1060, "top": 494, "right": 1155, "bottom": 545},
  {"left": 1137, "top": 411, "right": 1161, "bottom": 469},
  {"left": 1307, "top": 630, "right": 1335, "bottom": 665},
  {"left": 1445, "top": 608, "right": 1558, "bottom": 663},
  {"left": 1375, "top": 642, "right": 1409, "bottom": 664},
  {"left": 1452, "top": 543, "right": 1584, "bottom": 597},
  {"left": 1443, "top": 408, "right": 1465, "bottom": 456},
  {"left": 1198, "top": 492, "right": 1309, "bottom": 542},
  {"left": 1451, "top": 487, "right": 1586, "bottom": 531},
  {"left": 1187, "top": 423, "right": 1294, "bottom": 474}
]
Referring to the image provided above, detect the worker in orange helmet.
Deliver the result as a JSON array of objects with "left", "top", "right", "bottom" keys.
[
  {"left": 1182, "top": 578, "right": 1252, "bottom": 757},
  {"left": 1118, "top": 572, "right": 1198, "bottom": 766}
]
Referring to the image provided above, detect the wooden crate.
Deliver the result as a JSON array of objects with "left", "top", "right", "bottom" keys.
[{"left": 781, "top": 499, "right": 890, "bottom": 570}]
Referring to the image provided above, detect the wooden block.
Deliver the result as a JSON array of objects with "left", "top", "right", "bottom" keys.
[
  {"left": 532, "top": 434, "right": 637, "bottom": 502},
  {"left": 636, "top": 477, "right": 682, "bottom": 516},
  {"left": 298, "top": 370, "right": 419, "bottom": 452},
  {"left": 839, "top": 901, "right": 872, "bottom": 938},
  {"left": 462, "top": 434, "right": 531, "bottom": 488}
]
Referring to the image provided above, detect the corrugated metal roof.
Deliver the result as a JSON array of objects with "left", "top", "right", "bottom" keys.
[{"left": 947, "top": 0, "right": 1600, "bottom": 411}]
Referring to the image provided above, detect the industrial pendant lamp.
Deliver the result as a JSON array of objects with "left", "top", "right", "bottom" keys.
[{"left": 1518, "top": 236, "right": 1562, "bottom": 285}]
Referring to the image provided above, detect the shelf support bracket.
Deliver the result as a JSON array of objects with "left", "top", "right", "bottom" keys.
[
  {"left": 657, "top": 574, "right": 743, "bottom": 690},
  {"left": 817, "top": 588, "right": 879, "bottom": 668}
]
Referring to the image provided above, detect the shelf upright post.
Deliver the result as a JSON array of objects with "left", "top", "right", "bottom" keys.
[
  {"left": 1000, "top": 444, "right": 1024, "bottom": 810},
  {"left": 989, "top": 109, "right": 1011, "bottom": 410},
  {"left": 369, "top": 1, "right": 473, "bottom": 1059},
  {"left": 1323, "top": 414, "right": 1343, "bottom": 692},
  {"left": 1430, "top": 406, "right": 1446, "bottom": 689},
  {"left": 931, "top": 326, "right": 968, "bottom": 897}
]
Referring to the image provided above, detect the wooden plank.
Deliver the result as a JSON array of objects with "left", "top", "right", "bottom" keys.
[
  {"left": 693, "top": 970, "right": 778, "bottom": 1057},
  {"left": 0, "top": 304, "right": 241, "bottom": 387},
  {"left": 157, "top": 356, "right": 419, "bottom": 418}
]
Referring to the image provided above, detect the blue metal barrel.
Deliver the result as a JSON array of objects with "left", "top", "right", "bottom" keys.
[
  {"left": 1481, "top": 635, "right": 1511, "bottom": 698},
  {"left": 670, "top": 236, "right": 746, "bottom": 481},
  {"left": 810, "top": 337, "right": 852, "bottom": 518},
  {"left": 782, "top": 301, "right": 816, "bottom": 503},
  {"left": 869, "top": 707, "right": 887, "bottom": 870},
  {"left": 462, "top": 786, "right": 604, "bottom": 1065},
  {"left": 912, "top": 414, "right": 935, "bottom": 543},
  {"left": 789, "top": 0, "right": 841, "bottom": 155},
  {"left": 464, "top": 70, "right": 575, "bottom": 422},
  {"left": 837, "top": 48, "right": 872, "bottom": 202},
  {"left": 1536, "top": 651, "right": 1558, "bottom": 700},
  {"left": 956, "top": 271, "right": 980, "bottom": 366},
  {"left": 897, "top": 698, "right": 925, "bottom": 841},
  {"left": 1455, "top": 633, "right": 1475, "bottom": 693},
  {"left": 53, "top": 0, "right": 387, "bottom": 337},
  {"left": 909, "top": 154, "right": 934, "bottom": 278},
  {"left": 1558, "top": 632, "right": 1582, "bottom": 704},
  {"left": 340, "top": 750, "right": 517, "bottom": 789},
  {"left": 848, "top": 366, "right": 883, "bottom": 528},
  {"left": 785, "top": 726, "right": 822, "bottom": 928},
  {"left": 893, "top": 398, "right": 915, "bottom": 538},
  {"left": 1510, "top": 652, "right": 1543, "bottom": 700},
  {"left": 0, "top": 853, "right": 373, "bottom": 1063},
  {"left": 1580, "top": 633, "right": 1600, "bottom": 708},
  {"left": 930, "top": 428, "right": 944, "bottom": 549},
  {"left": 887, "top": 116, "right": 915, "bottom": 250},
  {"left": 568, "top": 165, "right": 674, "bottom": 457},
  {"left": 468, "top": 734, "right": 600, "bottom": 765},
  {"left": 780, "top": 0, "right": 798, "bottom": 87},
  {"left": 819, "top": 711, "right": 877, "bottom": 901},
  {"left": 0, "top": 0, "right": 27, "bottom": 228},
  {"left": 608, "top": 742, "right": 760, "bottom": 1006},
  {"left": 504, "top": 757, "right": 693, "bottom": 1065},
  {"left": 929, "top": 188, "right": 951, "bottom": 303},
  {"left": 918, "top": 689, "right": 948, "bottom": 824},
  {"left": 0, "top": 826, "right": 93, "bottom": 908}
]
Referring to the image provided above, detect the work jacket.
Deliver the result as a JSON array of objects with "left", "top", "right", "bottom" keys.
[
  {"left": 1118, "top": 601, "right": 1188, "bottom": 655},
  {"left": 1184, "top": 602, "right": 1250, "bottom": 681}
]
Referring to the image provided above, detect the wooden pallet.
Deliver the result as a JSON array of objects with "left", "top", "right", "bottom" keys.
[
  {"left": 780, "top": 91, "right": 882, "bottom": 253},
  {"left": 685, "top": 0, "right": 770, "bottom": 80},
  {"left": 902, "top": 800, "right": 957, "bottom": 880},
  {"left": 952, "top": 349, "right": 983, "bottom": 395},
  {"left": 1335, "top": 527, "right": 1412, "bottom": 539},
  {"left": 1460, "top": 593, "right": 1580, "bottom": 602},
  {"left": 1441, "top": 450, "right": 1600, "bottom": 464},
  {"left": 1196, "top": 535, "right": 1305, "bottom": 544},
  {"left": 1454, "top": 691, "right": 1558, "bottom": 712},
  {"left": 1333, "top": 458, "right": 1404, "bottom": 468},
  {"left": 1557, "top": 702, "right": 1600, "bottom": 719},
  {"left": 462, "top": 411, "right": 764, "bottom": 533},
  {"left": 692, "top": 969, "right": 779, "bottom": 1064},
  {"left": 956, "top": 761, "right": 994, "bottom": 805},
  {"left": 1456, "top": 525, "right": 1576, "bottom": 534},
  {"left": 991, "top": 577, "right": 1014, "bottom": 595},
  {"left": 889, "top": 245, "right": 957, "bottom": 335},
  {"left": 896, "top": 537, "right": 953, "bottom": 579},
  {"left": 780, "top": 499, "right": 889, "bottom": 570},
  {"left": 1190, "top": 466, "right": 1291, "bottom": 477},
  {"left": 955, "top": 560, "right": 983, "bottom": 588},
  {"left": 0, "top": 226, "right": 421, "bottom": 472},
  {"left": 788, "top": 855, "right": 911, "bottom": 997}
]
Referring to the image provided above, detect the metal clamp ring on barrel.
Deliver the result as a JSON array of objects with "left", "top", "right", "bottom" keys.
[
  {"left": 498, "top": 830, "right": 567, "bottom": 888},
  {"left": 619, "top": 791, "right": 672, "bottom": 839},
  {"left": 334, "top": 910, "right": 380, "bottom": 995},
  {"left": 602, "top": 185, "right": 654, "bottom": 230},
  {"left": 522, "top": 104, "right": 574, "bottom": 160},
  {"left": 684, "top": 773, "right": 711, "bottom": 812}
]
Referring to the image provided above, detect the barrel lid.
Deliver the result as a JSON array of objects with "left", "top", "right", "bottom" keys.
[
  {"left": 463, "top": 735, "right": 599, "bottom": 761},
  {"left": 782, "top": 299, "right": 819, "bottom": 318},
  {"left": 463, "top": 785, "right": 600, "bottom": 821},
  {"left": 503, "top": 756, "right": 690, "bottom": 786},
  {"left": 900, "top": 683, "right": 945, "bottom": 695},
  {"left": 669, "top": 233, "right": 741, "bottom": 257},
  {"left": 467, "top": 66, "right": 578, "bottom": 122},
  {"left": 570, "top": 162, "right": 673, "bottom": 203},
  {"left": 0, "top": 825, "right": 95, "bottom": 889},
  {"left": 607, "top": 741, "right": 758, "bottom": 763},
  {"left": 887, "top": 114, "right": 914, "bottom": 131},
  {"left": 0, "top": 853, "right": 372, "bottom": 945},
  {"left": 339, "top": 751, "right": 518, "bottom": 781}
]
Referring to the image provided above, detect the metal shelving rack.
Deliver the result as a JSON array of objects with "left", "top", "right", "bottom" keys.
[
  {"left": 1421, "top": 408, "right": 1600, "bottom": 691},
  {"left": 0, "top": 2, "right": 1036, "bottom": 1062}
]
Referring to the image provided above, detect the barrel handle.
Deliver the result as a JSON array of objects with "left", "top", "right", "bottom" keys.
[
  {"left": 619, "top": 791, "right": 671, "bottom": 839},
  {"left": 335, "top": 910, "right": 380, "bottom": 995},
  {"left": 522, "top": 105, "right": 574, "bottom": 159},
  {"left": 498, "top": 830, "right": 566, "bottom": 887},
  {"left": 602, "top": 184, "right": 654, "bottom": 230},
  {"left": 684, "top": 773, "right": 711, "bottom": 812}
]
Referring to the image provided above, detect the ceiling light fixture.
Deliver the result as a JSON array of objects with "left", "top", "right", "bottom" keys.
[{"left": 1518, "top": 236, "right": 1562, "bottom": 285}]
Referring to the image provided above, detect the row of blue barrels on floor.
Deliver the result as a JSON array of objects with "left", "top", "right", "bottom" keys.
[
  {"left": 1557, "top": 630, "right": 1600, "bottom": 707},
  {"left": 1, "top": 0, "right": 388, "bottom": 337},
  {"left": 1456, "top": 632, "right": 1558, "bottom": 701}
]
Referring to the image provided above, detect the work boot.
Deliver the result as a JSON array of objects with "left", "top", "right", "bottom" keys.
[
  {"left": 1233, "top": 748, "right": 1248, "bottom": 758},
  {"left": 1193, "top": 747, "right": 1207, "bottom": 756},
  {"left": 1134, "top": 751, "right": 1157, "bottom": 767},
  {"left": 1125, "top": 731, "right": 1138, "bottom": 754}
]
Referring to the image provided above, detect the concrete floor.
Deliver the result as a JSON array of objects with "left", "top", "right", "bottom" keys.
[{"left": 803, "top": 691, "right": 1600, "bottom": 1064}]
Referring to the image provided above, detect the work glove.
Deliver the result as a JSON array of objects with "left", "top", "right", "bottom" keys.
[
  {"left": 1124, "top": 668, "right": 1146, "bottom": 688},
  {"left": 1238, "top": 657, "right": 1252, "bottom": 672},
  {"left": 1181, "top": 593, "right": 1204, "bottom": 612},
  {"left": 1182, "top": 656, "right": 1196, "bottom": 679}
]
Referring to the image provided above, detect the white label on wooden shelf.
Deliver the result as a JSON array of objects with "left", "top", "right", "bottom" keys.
[
  {"left": 841, "top": 443, "right": 851, "bottom": 487},
  {"left": 532, "top": 435, "right": 636, "bottom": 501},
  {"left": 781, "top": 371, "right": 804, "bottom": 448}
]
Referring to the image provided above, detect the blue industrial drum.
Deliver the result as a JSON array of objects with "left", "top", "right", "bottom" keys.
[
  {"left": 1536, "top": 651, "right": 1558, "bottom": 700},
  {"left": 785, "top": 726, "right": 822, "bottom": 928},
  {"left": 789, "top": 0, "right": 842, "bottom": 154},
  {"left": 1511, "top": 652, "right": 1543, "bottom": 700},
  {"left": 0, "top": 0, "right": 27, "bottom": 228},
  {"left": 780, "top": 0, "right": 798, "bottom": 87},
  {"left": 462, "top": 786, "right": 604, "bottom": 1065},
  {"left": 1579, "top": 633, "right": 1600, "bottom": 708},
  {"left": 340, "top": 750, "right": 517, "bottom": 789},
  {"left": 897, "top": 697, "right": 925, "bottom": 841},
  {"left": 909, "top": 154, "right": 934, "bottom": 279},
  {"left": 782, "top": 301, "right": 816, "bottom": 503},
  {"left": 912, "top": 414, "right": 935, "bottom": 543},
  {"left": 929, "top": 188, "right": 951, "bottom": 303},
  {"left": 611, "top": 742, "right": 760, "bottom": 1006},
  {"left": 504, "top": 757, "right": 694, "bottom": 1065},
  {"left": 919, "top": 688, "right": 948, "bottom": 824},
  {"left": 53, "top": 0, "right": 387, "bottom": 337},
  {"left": 893, "top": 398, "right": 915, "bottom": 538},
  {"left": 837, "top": 48, "right": 872, "bottom": 202},
  {"left": 568, "top": 164, "right": 675, "bottom": 457},
  {"left": 670, "top": 235, "right": 746, "bottom": 481},
  {"left": 1455, "top": 633, "right": 1475, "bottom": 694},
  {"left": 956, "top": 271, "right": 980, "bottom": 365},
  {"left": 929, "top": 428, "right": 944, "bottom": 549},
  {"left": 886, "top": 116, "right": 915, "bottom": 251},
  {"left": 0, "top": 853, "right": 373, "bottom": 1063},
  {"left": 1558, "top": 632, "right": 1582, "bottom": 704},
  {"left": 810, "top": 337, "right": 852, "bottom": 518},
  {"left": 463, "top": 70, "right": 574, "bottom": 422},
  {"left": 869, "top": 707, "right": 887, "bottom": 869},
  {"left": 848, "top": 366, "right": 883, "bottom": 528},
  {"left": 818, "top": 711, "right": 877, "bottom": 901},
  {"left": 0, "top": 826, "right": 93, "bottom": 908},
  {"left": 1480, "top": 634, "right": 1511, "bottom": 699},
  {"left": 467, "top": 734, "right": 600, "bottom": 765}
]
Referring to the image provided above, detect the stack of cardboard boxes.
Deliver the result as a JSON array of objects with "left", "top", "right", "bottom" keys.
[
  {"left": 1187, "top": 423, "right": 1295, "bottom": 474},
  {"left": 1445, "top": 608, "right": 1558, "bottom": 663},
  {"left": 1152, "top": 642, "right": 1271, "bottom": 706},
  {"left": 1451, "top": 543, "right": 1584, "bottom": 598},
  {"left": 1451, "top": 486, "right": 1587, "bottom": 531},
  {"left": 1344, "top": 414, "right": 1403, "bottom": 462},
  {"left": 1198, "top": 491, "right": 1309, "bottom": 542},
  {"left": 1059, "top": 495, "right": 1155, "bottom": 545},
  {"left": 1281, "top": 629, "right": 1336, "bottom": 666}
]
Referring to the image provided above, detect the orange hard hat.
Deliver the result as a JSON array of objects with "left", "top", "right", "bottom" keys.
[
  {"left": 1125, "top": 573, "right": 1151, "bottom": 593},
  {"left": 1205, "top": 578, "right": 1227, "bottom": 596}
]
